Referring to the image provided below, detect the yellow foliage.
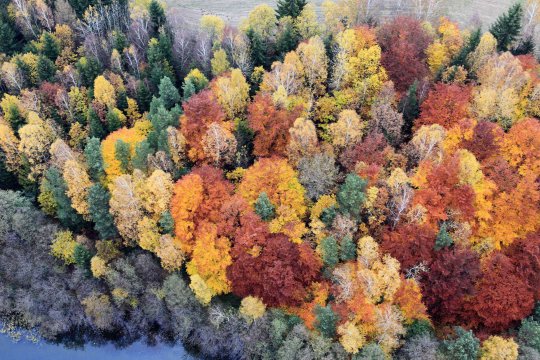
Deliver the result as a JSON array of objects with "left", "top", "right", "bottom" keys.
[
  {"left": 90, "top": 256, "right": 107, "bottom": 278},
  {"left": 0, "top": 119, "right": 20, "bottom": 172},
  {"left": 63, "top": 159, "right": 92, "bottom": 218},
  {"left": 200, "top": 15, "right": 225, "bottom": 44},
  {"left": 51, "top": 230, "right": 77, "bottom": 265},
  {"left": 426, "top": 41, "right": 449, "bottom": 74},
  {"left": 213, "top": 69, "right": 250, "bottom": 119},
  {"left": 94, "top": 75, "right": 116, "bottom": 107},
  {"left": 155, "top": 234, "right": 184, "bottom": 271},
  {"left": 189, "top": 274, "right": 214, "bottom": 305},
  {"left": 136, "top": 169, "right": 173, "bottom": 218},
  {"left": 137, "top": 217, "right": 160, "bottom": 252},
  {"left": 239, "top": 296, "right": 266, "bottom": 320},
  {"left": 211, "top": 48, "right": 230, "bottom": 77},
  {"left": 101, "top": 126, "right": 146, "bottom": 181},
  {"left": 337, "top": 321, "right": 366, "bottom": 354},
  {"left": 480, "top": 336, "right": 518, "bottom": 360},
  {"left": 330, "top": 109, "right": 365, "bottom": 148},
  {"left": 310, "top": 195, "right": 337, "bottom": 241},
  {"left": 18, "top": 112, "right": 56, "bottom": 180}
]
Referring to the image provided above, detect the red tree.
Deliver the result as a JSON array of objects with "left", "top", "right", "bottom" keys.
[
  {"left": 377, "top": 17, "right": 431, "bottom": 92},
  {"left": 506, "top": 231, "right": 540, "bottom": 300},
  {"left": 247, "top": 94, "right": 303, "bottom": 158},
  {"left": 380, "top": 224, "right": 436, "bottom": 270},
  {"left": 467, "top": 252, "right": 534, "bottom": 333},
  {"left": 416, "top": 83, "right": 472, "bottom": 129},
  {"left": 421, "top": 247, "right": 481, "bottom": 326},
  {"left": 461, "top": 121, "right": 504, "bottom": 163},
  {"left": 339, "top": 132, "right": 392, "bottom": 172},
  {"left": 227, "top": 213, "right": 321, "bottom": 307},
  {"left": 181, "top": 90, "right": 227, "bottom": 162}
]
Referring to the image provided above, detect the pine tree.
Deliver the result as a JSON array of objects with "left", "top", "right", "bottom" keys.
[
  {"left": 276, "top": 0, "right": 307, "bottom": 19},
  {"left": 276, "top": 20, "right": 300, "bottom": 58},
  {"left": 182, "top": 79, "right": 197, "bottom": 102},
  {"left": 315, "top": 305, "right": 339, "bottom": 338},
  {"left": 41, "top": 32, "right": 60, "bottom": 61},
  {"left": 399, "top": 80, "right": 420, "bottom": 141},
  {"left": 247, "top": 28, "right": 268, "bottom": 68},
  {"left": 434, "top": 223, "right": 453, "bottom": 250},
  {"left": 340, "top": 235, "right": 356, "bottom": 261},
  {"left": 159, "top": 210, "right": 174, "bottom": 234},
  {"left": 255, "top": 192, "right": 276, "bottom": 221},
  {"left": 490, "top": 2, "right": 523, "bottom": 52},
  {"left": 44, "top": 167, "right": 84, "bottom": 230},
  {"left": 88, "top": 108, "right": 106, "bottom": 139},
  {"left": 451, "top": 28, "right": 481, "bottom": 68},
  {"left": 115, "top": 139, "right": 131, "bottom": 173},
  {"left": 36, "top": 56, "right": 56, "bottom": 82},
  {"left": 321, "top": 236, "right": 339, "bottom": 268},
  {"left": 84, "top": 137, "right": 104, "bottom": 181},
  {"left": 337, "top": 174, "right": 367, "bottom": 221},
  {"left": 74, "top": 244, "right": 92, "bottom": 274},
  {"left": 88, "top": 183, "right": 118, "bottom": 239},
  {"left": 320, "top": 205, "right": 337, "bottom": 228},
  {"left": 148, "top": 0, "right": 166, "bottom": 34},
  {"left": 137, "top": 81, "right": 152, "bottom": 112},
  {"left": 106, "top": 108, "right": 122, "bottom": 132},
  {"left": 116, "top": 89, "right": 128, "bottom": 111},
  {"left": 512, "top": 35, "right": 535, "bottom": 55},
  {"left": 158, "top": 76, "right": 181, "bottom": 109},
  {"left": 132, "top": 140, "right": 152, "bottom": 171}
]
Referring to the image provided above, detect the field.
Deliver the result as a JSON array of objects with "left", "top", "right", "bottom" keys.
[{"left": 167, "top": 0, "right": 514, "bottom": 27}]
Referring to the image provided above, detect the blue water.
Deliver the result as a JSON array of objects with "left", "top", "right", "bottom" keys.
[{"left": 0, "top": 334, "right": 195, "bottom": 360}]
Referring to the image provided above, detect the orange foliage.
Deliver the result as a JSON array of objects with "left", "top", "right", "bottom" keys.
[{"left": 416, "top": 83, "right": 472, "bottom": 129}]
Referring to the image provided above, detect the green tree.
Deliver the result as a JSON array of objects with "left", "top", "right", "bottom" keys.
[
  {"left": 340, "top": 235, "right": 356, "bottom": 262},
  {"left": 44, "top": 167, "right": 84, "bottom": 229},
  {"left": 353, "top": 343, "right": 385, "bottom": 360},
  {"left": 489, "top": 2, "right": 523, "bottom": 52},
  {"left": 84, "top": 137, "right": 104, "bottom": 181},
  {"left": 148, "top": 0, "right": 166, "bottom": 34},
  {"left": 159, "top": 210, "right": 174, "bottom": 234},
  {"left": 276, "top": 19, "right": 300, "bottom": 57},
  {"left": 88, "top": 108, "right": 106, "bottom": 139},
  {"left": 36, "top": 56, "right": 56, "bottom": 82},
  {"left": 40, "top": 32, "right": 60, "bottom": 61},
  {"left": 255, "top": 192, "right": 276, "bottom": 221},
  {"left": 106, "top": 108, "right": 122, "bottom": 133},
  {"left": 435, "top": 222, "right": 453, "bottom": 250},
  {"left": 276, "top": 0, "right": 307, "bottom": 18},
  {"left": 441, "top": 327, "right": 479, "bottom": 360},
  {"left": 518, "top": 318, "right": 540, "bottom": 353},
  {"left": 76, "top": 57, "right": 101, "bottom": 88},
  {"left": 132, "top": 140, "right": 152, "bottom": 171},
  {"left": 451, "top": 28, "right": 481, "bottom": 69},
  {"left": 337, "top": 174, "right": 366, "bottom": 221},
  {"left": 321, "top": 236, "right": 339, "bottom": 268},
  {"left": 158, "top": 76, "right": 181, "bottom": 109},
  {"left": 399, "top": 80, "right": 420, "bottom": 141},
  {"left": 74, "top": 244, "right": 92, "bottom": 274},
  {"left": 88, "top": 183, "right": 118, "bottom": 239},
  {"left": 406, "top": 319, "right": 434, "bottom": 339},
  {"left": 247, "top": 28, "right": 268, "bottom": 68},
  {"left": 315, "top": 305, "right": 339, "bottom": 338},
  {"left": 115, "top": 139, "right": 131, "bottom": 173}
]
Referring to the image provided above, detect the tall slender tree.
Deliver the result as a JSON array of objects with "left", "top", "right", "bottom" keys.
[{"left": 490, "top": 3, "right": 523, "bottom": 51}]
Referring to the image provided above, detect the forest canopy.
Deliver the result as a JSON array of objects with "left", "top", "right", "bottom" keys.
[{"left": 0, "top": 0, "right": 539, "bottom": 359}]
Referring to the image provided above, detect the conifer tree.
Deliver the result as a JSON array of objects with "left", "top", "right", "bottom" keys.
[
  {"left": 434, "top": 223, "right": 453, "bottom": 251},
  {"left": 315, "top": 305, "right": 339, "bottom": 338},
  {"left": 337, "top": 174, "right": 367, "bottom": 221},
  {"left": 255, "top": 192, "right": 276, "bottom": 221},
  {"left": 148, "top": 0, "right": 166, "bottom": 34},
  {"left": 276, "top": 0, "right": 307, "bottom": 19},
  {"left": 132, "top": 140, "right": 151, "bottom": 171},
  {"left": 340, "top": 235, "right": 356, "bottom": 261},
  {"left": 400, "top": 80, "right": 420, "bottom": 141},
  {"left": 321, "top": 236, "right": 339, "bottom": 268},
  {"left": 158, "top": 76, "right": 181, "bottom": 109},
  {"left": 84, "top": 137, "right": 104, "bottom": 181},
  {"left": 88, "top": 108, "right": 106, "bottom": 139},
  {"left": 44, "top": 167, "right": 84, "bottom": 230},
  {"left": 115, "top": 139, "right": 131, "bottom": 173},
  {"left": 41, "top": 33, "right": 60, "bottom": 61},
  {"left": 489, "top": 2, "right": 523, "bottom": 52},
  {"left": 451, "top": 28, "right": 481, "bottom": 68},
  {"left": 88, "top": 184, "right": 118, "bottom": 239}
]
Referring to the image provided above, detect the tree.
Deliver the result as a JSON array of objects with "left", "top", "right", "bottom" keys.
[
  {"left": 518, "top": 317, "right": 540, "bottom": 353},
  {"left": 480, "top": 336, "right": 518, "bottom": 360},
  {"left": 276, "top": 0, "right": 307, "bottom": 18},
  {"left": 337, "top": 173, "right": 367, "bottom": 221},
  {"left": 440, "top": 327, "right": 479, "bottom": 360},
  {"left": 84, "top": 137, "right": 104, "bottom": 181},
  {"left": 255, "top": 192, "right": 276, "bottom": 221},
  {"left": 108, "top": 174, "right": 143, "bottom": 244},
  {"left": 297, "top": 152, "right": 338, "bottom": 201},
  {"left": 18, "top": 112, "right": 56, "bottom": 180},
  {"left": 115, "top": 139, "right": 131, "bottom": 173},
  {"left": 315, "top": 305, "right": 339, "bottom": 338},
  {"left": 248, "top": 94, "right": 303, "bottom": 157},
  {"left": 212, "top": 69, "right": 250, "bottom": 119},
  {"left": 62, "top": 159, "right": 92, "bottom": 218},
  {"left": 43, "top": 167, "right": 84, "bottom": 229},
  {"left": 51, "top": 230, "right": 77, "bottom": 264},
  {"left": 400, "top": 81, "right": 420, "bottom": 140},
  {"left": 94, "top": 75, "right": 116, "bottom": 108},
  {"left": 211, "top": 49, "right": 230, "bottom": 77},
  {"left": 381, "top": 224, "right": 436, "bottom": 270},
  {"left": 434, "top": 223, "right": 453, "bottom": 250},
  {"left": 87, "top": 184, "right": 118, "bottom": 239},
  {"left": 490, "top": 3, "right": 523, "bottom": 51},
  {"left": 320, "top": 236, "right": 339, "bottom": 268},
  {"left": 330, "top": 110, "right": 365, "bottom": 149},
  {"left": 148, "top": 0, "right": 166, "bottom": 34},
  {"left": 240, "top": 296, "right": 266, "bottom": 320},
  {"left": 416, "top": 83, "right": 471, "bottom": 129},
  {"left": 158, "top": 76, "right": 180, "bottom": 109}
]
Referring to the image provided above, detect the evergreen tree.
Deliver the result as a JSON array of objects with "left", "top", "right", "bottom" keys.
[
  {"left": 116, "top": 89, "right": 128, "bottom": 111},
  {"left": 512, "top": 35, "right": 535, "bottom": 55},
  {"left": 247, "top": 28, "right": 268, "bottom": 68},
  {"left": 159, "top": 211, "right": 174, "bottom": 234},
  {"left": 314, "top": 305, "right": 339, "bottom": 338},
  {"left": 148, "top": 0, "right": 166, "bottom": 34},
  {"left": 44, "top": 167, "right": 84, "bottom": 230},
  {"left": 132, "top": 140, "right": 152, "bottom": 171},
  {"left": 36, "top": 56, "right": 56, "bottom": 82},
  {"left": 88, "top": 183, "right": 118, "bottom": 239},
  {"left": 255, "top": 192, "right": 276, "bottom": 221},
  {"left": 84, "top": 137, "right": 104, "bottom": 181},
  {"left": 41, "top": 32, "right": 60, "bottom": 61},
  {"left": 181, "top": 79, "right": 197, "bottom": 102},
  {"left": 276, "top": 0, "right": 307, "bottom": 19},
  {"left": 321, "top": 236, "right": 339, "bottom": 268},
  {"left": 340, "top": 235, "right": 356, "bottom": 262},
  {"left": 440, "top": 327, "right": 479, "bottom": 360},
  {"left": 115, "top": 139, "right": 131, "bottom": 173},
  {"left": 147, "top": 98, "right": 176, "bottom": 152},
  {"left": 0, "top": 11, "right": 20, "bottom": 55},
  {"left": 489, "top": 2, "right": 523, "bottom": 52},
  {"left": 158, "top": 76, "right": 181, "bottom": 109},
  {"left": 74, "top": 244, "right": 92, "bottom": 274},
  {"left": 320, "top": 205, "right": 337, "bottom": 228},
  {"left": 406, "top": 319, "right": 434, "bottom": 339},
  {"left": 276, "top": 20, "right": 300, "bottom": 58},
  {"left": 106, "top": 108, "right": 122, "bottom": 132},
  {"left": 76, "top": 57, "right": 101, "bottom": 88},
  {"left": 137, "top": 81, "right": 152, "bottom": 112},
  {"left": 435, "top": 222, "right": 453, "bottom": 251},
  {"left": 68, "top": 0, "right": 94, "bottom": 18},
  {"left": 399, "top": 80, "right": 420, "bottom": 141},
  {"left": 234, "top": 118, "right": 254, "bottom": 168},
  {"left": 451, "top": 28, "right": 481, "bottom": 68},
  {"left": 88, "top": 108, "right": 106, "bottom": 139},
  {"left": 337, "top": 174, "right": 367, "bottom": 221}
]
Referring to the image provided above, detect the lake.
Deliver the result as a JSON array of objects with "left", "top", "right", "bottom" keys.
[{"left": 0, "top": 334, "right": 195, "bottom": 360}]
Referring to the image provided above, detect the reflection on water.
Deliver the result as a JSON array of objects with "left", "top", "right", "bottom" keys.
[{"left": 0, "top": 333, "right": 195, "bottom": 360}]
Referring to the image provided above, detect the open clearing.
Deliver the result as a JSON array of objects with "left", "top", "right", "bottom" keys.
[{"left": 166, "top": 0, "right": 513, "bottom": 27}]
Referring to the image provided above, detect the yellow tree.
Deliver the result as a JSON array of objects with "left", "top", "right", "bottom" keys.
[
  {"left": 238, "top": 157, "right": 307, "bottom": 242},
  {"left": 101, "top": 123, "right": 148, "bottom": 180},
  {"left": 337, "top": 321, "right": 366, "bottom": 354},
  {"left": 287, "top": 117, "right": 318, "bottom": 165},
  {"left": 211, "top": 48, "right": 230, "bottom": 77},
  {"left": 18, "top": 112, "right": 56, "bottom": 180},
  {"left": 135, "top": 169, "right": 173, "bottom": 219},
  {"left": 295, "top": 3, "right": 321, "bottom": 39},
  {"left": 212, "top": 69, "right": 250, "bottom": 119},
  {"left": 0, "top": 119, "right": 20, "bottom": 173},
  {"left": 261, "top": 51, "right": 305, "bottom": 100},
  {"left": 330, "top": 109, "right": 365, "bottom": 148},
  {"left": 240, "top": 296, "right": 266, "bottom": 320},
  {"left": 186, "top": 222, "right": 232, "bottom": 300},
  {"left": 297, "top": 36, "right": 328, "bottom": 97},
  {"left": 480, "top": 336, "right": 518, "bottom": 360},
  {"left": 63, "top": 159, "right": 92, "bottom": 218},
  {"left": 202, "top": 123, "right": 237, "bottom": 167},
  {"left": 109, "top": 174, "right": 143, "bottom": 244},
  {"left": 467, "top": 32, "right": 497, "bottom": 76},
  {"left": 241, "top": 4, "right": 277, "bottom": 39},
  {"left": 94, "top": 75, "right": 116, "bottom": 108}
]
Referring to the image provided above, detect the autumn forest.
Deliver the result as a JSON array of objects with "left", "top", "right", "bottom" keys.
[{"left": 0, "top": 0, "right": 539, "bottom": 358}]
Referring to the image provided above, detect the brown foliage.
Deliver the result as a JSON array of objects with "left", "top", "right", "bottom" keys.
[
  {"left": 247, "top": 94, "right": 303, "bottom": 157},
  {"left": 416, "top": 83, "right": 472, "bottom": 129},
  {"left": 380, "top": 224, "right": 436, "bottom": 270},
  {"left": 506, "top": 231, "right": 540, "bottom": 300}
]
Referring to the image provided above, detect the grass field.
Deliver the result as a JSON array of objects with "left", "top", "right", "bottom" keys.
[{"left": 167, "top": 0, "right": 514, "bottom": 28}]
